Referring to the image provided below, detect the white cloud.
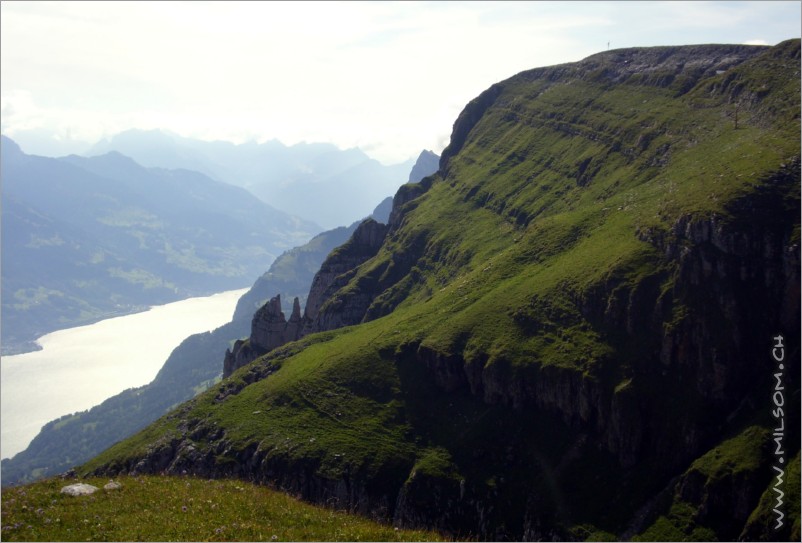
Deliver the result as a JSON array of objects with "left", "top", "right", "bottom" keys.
[
  {"left": 743, "top": 39, "right": 769, "bottom": 46},
  {"left": 1, "top": 1, "right": 799, "bottom": 163},
  {"left": 1, "top": 90, "right": 41, "bottom": 131}
]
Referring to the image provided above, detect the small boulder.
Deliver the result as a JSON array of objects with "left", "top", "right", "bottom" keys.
[
  {"left": 60, "top": 483, "right": 99, "bottom": 496},
  {"left": 104, "top": 480, "right": 122, "bottom": 491}
]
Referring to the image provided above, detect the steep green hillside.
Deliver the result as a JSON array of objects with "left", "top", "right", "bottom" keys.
[{"left": 82, "top": 41, "right": 799, "bottom": 540}]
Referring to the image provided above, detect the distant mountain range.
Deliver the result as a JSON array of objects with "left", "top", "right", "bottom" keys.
[
  {"left": 1, "top": 136, "right": 321, "bottom": 354},
  {"left": 88, "top": 130, "right": 416, "bottom": 229}
]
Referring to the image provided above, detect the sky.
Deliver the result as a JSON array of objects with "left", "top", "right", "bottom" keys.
[{"left": 1, "top": 1, "right": 800, "bottom": 165}]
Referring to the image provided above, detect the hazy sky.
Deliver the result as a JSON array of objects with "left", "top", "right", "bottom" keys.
[{"left": 1, "top": 1, "right": 799, "bottom": 164}]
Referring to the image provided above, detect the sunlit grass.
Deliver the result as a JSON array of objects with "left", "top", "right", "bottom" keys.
[{"left": 1, "top": 475, "right": 444, "bottom": 542}]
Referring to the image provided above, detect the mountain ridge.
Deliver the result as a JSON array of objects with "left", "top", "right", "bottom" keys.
[
  {"left": 87, "top": 129, "right": 416, "bottom": 228},
  {"left": 43, "top": 41, "right": 802, "bottom": 540}
]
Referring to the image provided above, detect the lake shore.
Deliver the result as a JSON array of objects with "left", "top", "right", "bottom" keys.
[
  {"left": 1, "top": 304, "right": 152, "bottom": 356},
  {"left": 1, "top": 287, "right": 248, "bottom": 460}
]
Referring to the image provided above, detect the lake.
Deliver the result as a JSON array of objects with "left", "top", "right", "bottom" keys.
[{"left": 1, "top": 287, "right": 249, "bottom": 460}]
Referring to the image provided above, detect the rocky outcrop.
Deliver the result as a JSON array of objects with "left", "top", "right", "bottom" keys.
[
  {"left": 302, "top": 218, "right": 388, "bottom": 333},
  {"left": 370, "top": 197, "right": 393, "bottom": 224},
  {"left": 388, "top": 175, "right": 435, "bottom": 230},
  {"left": 222, "top": 338, "right": 260, "bottom": 379},
  {"left": 577, "top": 44, "right": 765, "bottom": 90},
  {"left": 223, "top": 295, "right": 303, "bottom": 378},
  {"left": 252, "top": 295, "right": 303, "bottom": 352},
  {"left": 228, "top": 151, "right": 437, "bottom": 375},
  {"left": 439, "top": 83, "right": 505, "bottom": 174},
  {"left": 103, "top": 480, "right": 122, "bottom": 491},
  {"left": 224, "top": 218, "right": 389, "bottom": 377},
  {"left": 61, "top": 483, "right": 99, "bottom": 496},
  {"left": 373, "top": 150, "right": 439, "bottom": 225}
]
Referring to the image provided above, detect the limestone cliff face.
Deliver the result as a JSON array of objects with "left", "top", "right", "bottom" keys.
[
  {"left": 303, "top": 218, "right": 388, "bottom": 330},
  {"left": 224, "top": 218, "right": 388, "bottom": 377},
  {"left": 417, "top": 171, "right": 800, "bottom": 471},
  {"left": 252, "top": 295, "right": 303, "bottom": 352},
  {"left": 223, "top": 295, "right": 303, "bottom": 378}
]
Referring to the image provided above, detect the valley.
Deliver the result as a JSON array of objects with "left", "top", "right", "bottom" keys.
[
  {"left": 1, "top": 35, "right": 799, "bottom": 542},
  {"left": 0, "top": 149, "right": 439, "bottom": 488}
]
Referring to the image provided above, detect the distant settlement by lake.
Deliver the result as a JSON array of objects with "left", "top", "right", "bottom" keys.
[{"left": 1, "top": 287, "right": 249, "bottom": 460}]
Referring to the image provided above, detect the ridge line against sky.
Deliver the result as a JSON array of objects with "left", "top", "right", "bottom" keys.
[{"left": 1, "top": 1, "right": 800, "bottom": 164}]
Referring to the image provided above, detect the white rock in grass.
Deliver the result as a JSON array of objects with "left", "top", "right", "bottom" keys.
[
  {"left": 104, "top": 480, "right": 122, "bottom": 490},
  {"left": 60, "top": 483, "right": 99, "bottom": 496}
]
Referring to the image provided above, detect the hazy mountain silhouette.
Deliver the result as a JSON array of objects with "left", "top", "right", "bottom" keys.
[{"left": 88, "top": 129, "right": 415, "bottom": 228}]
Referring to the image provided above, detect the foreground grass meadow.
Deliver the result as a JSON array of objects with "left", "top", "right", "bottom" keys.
[{"left": 1, "top": 475, "right": 444, "bottom": 541}]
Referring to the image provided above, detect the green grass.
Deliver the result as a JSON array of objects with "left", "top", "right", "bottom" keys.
[
  {"left": 0, "top": 476, "right": 443, "bottom": 542},
  {"left": 634, "top": 502, "right": 717, "bottom": 542},
  {"left": 633, "top": 426, "right": 800, "bottom": 541},
  {"left": 742, "top": 451, "right": 802, "bottom": 541},
  {"left": 11, "top": 287, "right": 66, "bottom": 310},
  {"left": 689, "top": 426, "right": 769, "bottom": 481},
  {"left": 107, "top": 267, "right": 174, "bottom": 289}
]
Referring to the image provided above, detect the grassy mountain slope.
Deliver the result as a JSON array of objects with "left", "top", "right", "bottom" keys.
[
  {"left": 0, "top": 475, "right": 441, "bottom": 542},
  {"left": 77, "top": 41, "right": 799, "bottom": 539}
]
